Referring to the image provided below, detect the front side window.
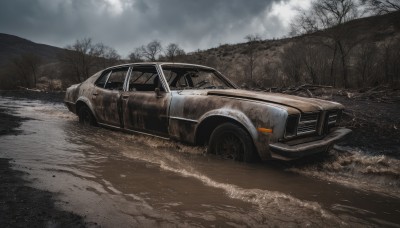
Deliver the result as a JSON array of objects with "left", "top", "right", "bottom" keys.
[
  {"left": 128, "top": 66, "right": 164, "bottom": 92},
  {"left": 161, "top": 65, "right": 233, "bottom": 90}
]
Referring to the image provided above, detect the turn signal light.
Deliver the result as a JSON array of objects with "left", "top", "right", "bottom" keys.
[{"left": 257, "top": 128, "right": 273, "bottom": 133}]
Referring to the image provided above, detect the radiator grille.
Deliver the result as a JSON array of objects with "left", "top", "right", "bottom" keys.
[
  {"left": 297, "top": 113, "right": 319, "bottom": 135},
  {"left": 327, "top": 111, "right": 338, "bottom": 125},
  {"left": 284, "top": 110, "right": 342, "bottom": 140}
]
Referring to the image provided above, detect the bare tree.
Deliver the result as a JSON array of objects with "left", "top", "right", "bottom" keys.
[
  {"left": 129, "top": 47, "right": 144, "bottom": 62},
  {"left": 9, "top": 53, "right": 41, "bottom": 88},
  {"left": 354, "top": 42, "right": 377, "bottom": 86},
  {"left": 380, "top": 38, "right": 400, "bottom": 85},
  {"left": 96, "top": 43, "right": 121, "bottom": 68},
  {"left": 259, "top": 60, "right": 280, "bottom": 87},
  {"left": 59, "top": 38, "right": 121, "bottom": 83},
  {"left": 303, "top": 42, "right": 332, "bottom": 85},
  {"left": 243, "top": 34, "right": 262, "bottom": 81},
  {"left": 290, "top": 0, "right": 362, "bottom": 88},
  {"left": 60, "top": 38, "right": 101, "bottom": 82},
  {"left": 140, "top": 40, "right": 162, "bottom": 61},
  {"left": 281, "top": 43, "right": 304, "bottom": 84},
  {"left": 23, "top": 53, "right": 41, "bottom": 87},
  {"left": 290, "top": 11, "right": 319, "bottom": 36},
  {"left": 361, "top": 0, "right": 400, "bottom": 15},
  {"left": 164, "top": 43, "right": 185, "bottom": 62}
]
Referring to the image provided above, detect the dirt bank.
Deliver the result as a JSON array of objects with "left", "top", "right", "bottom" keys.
[
  {"left": 334, "top": 94, "right": 400, "bottom": 158},
  {"left": 0, "top": 105, "right": 87, "bottom": 227},
  {"left": 0, "top": 90, "right": 65, "bottom": 103}
]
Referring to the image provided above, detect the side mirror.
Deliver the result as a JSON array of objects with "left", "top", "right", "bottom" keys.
[{"left": 155, "top": 88, "right": 162, "bottom": 98}]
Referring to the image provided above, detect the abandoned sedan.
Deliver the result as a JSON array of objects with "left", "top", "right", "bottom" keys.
[{"left": 64, "top": 63, "right": 351, "bottom": 161}]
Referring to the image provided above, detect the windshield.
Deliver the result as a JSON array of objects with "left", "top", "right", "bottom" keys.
[{"left": 161, "top": 65, "right": 234, "bottom": 90}]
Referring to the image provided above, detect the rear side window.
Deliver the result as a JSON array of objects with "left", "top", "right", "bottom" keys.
[
  {"left": 95, "top": 70, "right": 111, "bottom": 88},
  {"left": 95, "top": 67, "right": 129, "bottom": 90},
  {"left": 105, "top": 67, "right": 129, "bottom": 90}
]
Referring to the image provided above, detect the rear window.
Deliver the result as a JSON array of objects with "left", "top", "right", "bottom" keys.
[
  {"left": 95, "top": 67, "right": 129, "bottom": 90},
  {"left": 95, "top": 70, "right": 111, "bottom": 88}
]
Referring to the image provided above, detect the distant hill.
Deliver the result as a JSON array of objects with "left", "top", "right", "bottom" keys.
[
  {"left": 182, "top": 10, "right": 400, "bottom": 88},
  {"left": 0, "top": 33, "right": 65, "bottom": 66}
]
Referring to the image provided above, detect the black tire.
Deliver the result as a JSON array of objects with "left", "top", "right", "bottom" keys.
[
  {"left": 208, "top": 123, "right": 256, "bottom": 162},
  {"left": 78, "top": 105, "right": 96, "bottom": 126}
]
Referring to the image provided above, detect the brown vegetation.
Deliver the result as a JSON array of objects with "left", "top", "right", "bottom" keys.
[
  {"left": 59, "top": 38, "right": 121, "bottom": 83},
  {"left": 181, "top": 9, "right": 400, "bottom": 89}
]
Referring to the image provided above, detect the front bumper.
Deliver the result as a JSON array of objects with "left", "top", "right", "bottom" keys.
[{"left": 269, "top": 127, "right": 352, "bottom": 160}]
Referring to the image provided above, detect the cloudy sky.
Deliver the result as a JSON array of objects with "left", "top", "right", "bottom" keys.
[{"left": 0, "top": 0, "right": 310, "bottom": 57}]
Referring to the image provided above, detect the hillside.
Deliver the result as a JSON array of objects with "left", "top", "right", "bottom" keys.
[
  {"left": 182, "top": 10, "right": 400, "bottom": 88},
  {"left": 0, "top": 33, "right": 65, "bottom": 66},
  {"left": 0, "top": 10, "right": 399, "bottom": 90}
]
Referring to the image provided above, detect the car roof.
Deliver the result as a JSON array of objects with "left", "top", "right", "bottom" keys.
[{"left": 104, "top": 62, "right": 215, "bottom": 71}]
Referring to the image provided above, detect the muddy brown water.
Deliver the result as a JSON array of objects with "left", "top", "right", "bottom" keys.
[{"left": 0, "top": 97, "right": 399, "bottom": 227}]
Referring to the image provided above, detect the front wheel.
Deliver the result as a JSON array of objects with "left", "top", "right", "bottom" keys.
[
  {"left": 208, "top": 123, "right": 256, "bottom": 162},
  {"left": 78, "top": 106, "right": 96, "bottom": 126}
]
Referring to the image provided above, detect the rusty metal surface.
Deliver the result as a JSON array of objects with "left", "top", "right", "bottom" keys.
[
  {"left": 207, "top": 89, "right": 343, "bottom": 113},
  {"left": 64, "top": 62, "right": 349, "bottom": 161},
  {"left": 167, "top": 90, "right": 292, "bottom": 160},
  {"left": 269, "top": 127, "right": 352, "bottom": 160}
]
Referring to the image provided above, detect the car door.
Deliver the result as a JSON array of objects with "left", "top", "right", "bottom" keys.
[
  {"left": 122, "top": 66, "right": 171, "bottom": 137},
  {"left": 92, "top": 67, "right": 129, "bottom": 127}
]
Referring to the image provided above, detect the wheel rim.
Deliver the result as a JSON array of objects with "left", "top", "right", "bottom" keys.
[{"left": 215, "top": 132, "right": 244, "bottom": 160}]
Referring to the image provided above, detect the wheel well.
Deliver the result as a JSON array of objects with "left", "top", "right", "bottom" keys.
[
  {"left": 195, "top": 116, "right": 253, "bottom": 146},
  {"left": 75, "top": 101, "right": 98, "bottom": 125},
  {"left": 75, "top": 101, "right": 87, "bottom": 116}
]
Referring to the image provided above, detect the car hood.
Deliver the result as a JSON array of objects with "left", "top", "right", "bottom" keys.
[{"left": 207, "top": 89, "right": 343, "bottom": 113}]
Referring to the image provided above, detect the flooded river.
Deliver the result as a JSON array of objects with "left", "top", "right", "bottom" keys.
[{"left": 0, "top": 97, "right": 399, "bottom": 227}]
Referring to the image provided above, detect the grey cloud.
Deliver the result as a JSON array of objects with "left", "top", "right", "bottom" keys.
[{"left": 0, "top": 0, "right": 289, "bottom": 57}]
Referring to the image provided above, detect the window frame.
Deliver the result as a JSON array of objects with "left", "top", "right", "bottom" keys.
[
  {"left": 94, "top": 66, "right": 130, "bottom": 91},
  {"left": 94, "top": 70, "right": 112, "bottom": 89},
  {"left": 126, "top": 65, "right": 168, "bottom": 92}
]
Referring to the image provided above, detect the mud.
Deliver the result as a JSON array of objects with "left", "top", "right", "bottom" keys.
[
  {"left": 334, "top": 95, "right": 400, "bottom": 158},
  {"left": 0, "top": 102, "right": 86, "bottom": 227},
  {"left": 0, "top": 158, "right": 86, "bottom": 227},
  {"left": 0, "top": 91, "right": 399, "bottom": 227}
]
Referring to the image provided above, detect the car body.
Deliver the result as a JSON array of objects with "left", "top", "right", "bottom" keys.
[{"left": 64, "top": 62, "right": 351, "bottom": 161}]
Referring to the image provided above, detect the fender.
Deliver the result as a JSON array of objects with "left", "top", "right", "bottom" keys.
[
  {"left": 76, "top": 96, "right": 98, "bottom": 121},
  {"left": 196, "top": 108, "right": 258, "bottom": 142}
]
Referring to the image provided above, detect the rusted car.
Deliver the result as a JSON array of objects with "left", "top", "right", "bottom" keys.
[{"left": 64, "top": 62, "right": 351, "bottom": 162}]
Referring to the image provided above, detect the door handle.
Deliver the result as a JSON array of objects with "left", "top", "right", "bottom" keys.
[
  {"left": 92, "top": 93, "right": 98, "bottom": 100},
  {"left": 122, "top": 95, "right": 129, "bottom": 99}
]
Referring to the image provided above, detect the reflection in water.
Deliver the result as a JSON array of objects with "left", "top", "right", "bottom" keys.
[{"left": 0, "top": 97, "right": 399, "bottom": 227}]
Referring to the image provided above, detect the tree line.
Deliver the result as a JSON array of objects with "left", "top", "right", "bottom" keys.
[
  {"left": 58, "top": 39, "right": 186, "bottom": 86},
  {"left": 218, "top": 0, "right": 400, "bottom": 89},
  {"left": 1, "top": 0, "right": 398, "bottom": 90},
  {"left": 281, "top": 0, "right": 400, "bottom": 88}
]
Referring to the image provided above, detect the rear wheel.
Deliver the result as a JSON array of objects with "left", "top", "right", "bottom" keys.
[
  {"left": 78, "top": 106, "right": 96, "bottom": 126},
  {"left": 208, "top": 123, "right": 256, "bottom": 162}
]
